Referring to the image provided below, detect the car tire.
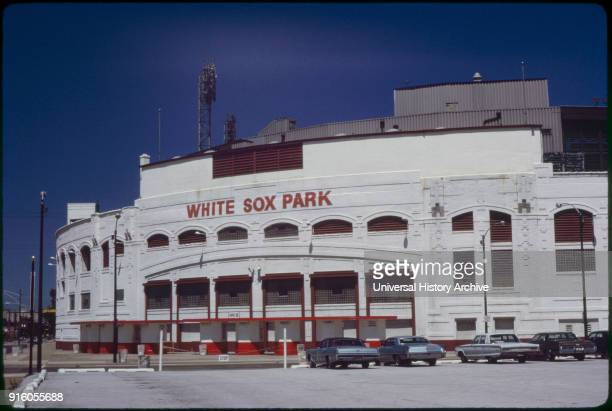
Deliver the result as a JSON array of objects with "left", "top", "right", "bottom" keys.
[
  {"left": 362, "top": 361, "right": 370, "bottom": 369},
  {"left": 487, "top": 358, "right": 497, "bottom": 364},
  {"left": 518, "top": 357, "right": 527, "bottom": 363},
  {"left": 325, "top": 357, "right": 332, "bottom": 369},
  {"left": 547, "top": 350, "right": 556, "bottom": 361},
  {"left": 575, "top": 354, "right": 585, "bottom": 361},
  {"left": 459, "top": 353, "right": 468, "bottom": 363},
  {"left": 339, "top": 363, "right": 349, "bottom": 368},
  {"left": 309, "top": 359, "right": 316, "bottom": 368},
  {"left": 393, "top": 355, "right": 400, "bottom": 366},
  {"left": 374, "top": 360, "right": 381, "bottom": 366},
  {"left": 427, "top": 359, "right": 437, "bottom": 366}
]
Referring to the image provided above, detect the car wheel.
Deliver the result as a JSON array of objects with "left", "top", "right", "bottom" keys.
[
  {"left": 339, "top": 362, "right": 349, "bottom": 368},
  {"left": 374, "top": 360, "right": 381, "bottom": 366},
  {"left": 309, "top": 359, "right": 316, "bottom": 368},
  {"left": 518, "top": 357, "right": 527, "bottom": 363},
  {"left": 427, "top": 359, "right": 437, "bottom": 366},
  {"left": 362, "top": 361, "right": 370, "bottom": 369},
  {"left": 404, "top": 360, "right": 412, "bottom": 366},
  {"left": 393, "top": 355, "right": 400, "bottom": 366},
  {"left": 459, "top": 353, "right": 468, "bottom": 363},
  {"left": 575, "top": 354, "right": 585, "bottom": 361},
  {"left": 547, "top": 350, "right": 556, "bottom": 361},
  {"left": 325, "top": 357, "right": 332, "bottom": 369},
  {"left": 487, "top": 358, "right": 497, "bottom": 364}
]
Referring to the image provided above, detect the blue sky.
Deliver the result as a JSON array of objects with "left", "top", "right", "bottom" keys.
[{"left": 2, "top": 3, "right": 607, "bottom": 306}]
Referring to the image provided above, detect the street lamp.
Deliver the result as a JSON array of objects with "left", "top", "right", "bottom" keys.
[
  {"left": 480, "top": 219, "right": 506, "bottom": 334},
  {"left": 555, "top": 203, "right": 591, "bottom": 338},
  {"left": 112, "top": 213, "right": 120, "bottom": 363}
]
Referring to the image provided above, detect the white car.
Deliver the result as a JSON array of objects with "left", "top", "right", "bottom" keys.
[{"left": 456, "top": 333, "right": 540, "bottom": 363}]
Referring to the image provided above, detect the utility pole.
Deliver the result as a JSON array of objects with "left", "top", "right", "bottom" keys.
[
  {"left": 579, "top": 210, "right": 588, "bottom": 337},
  {"left": 36, "top": 191, "right": 46, "bottom": 372},
  {"left": 556, "top": 203, "right": 590, "bottom": 337},
  {"left": 112, "top": 214, "right": 120, "bottom": 363},
  {"left": 157, "top": 108, "right": 162, "bottom": 161},
  {"left": 481, "top": 234, "right": 489, "bottom": 334},
  {"left": 29, "top": 256, "right": 35, "bottom": 375},
  {"left": 18, "top": 289, "right": 22, "bottom": 345},
  {"left": 521, "top": 60, "right": 527, "bottom": 124}
]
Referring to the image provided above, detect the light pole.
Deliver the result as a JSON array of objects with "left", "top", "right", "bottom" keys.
[
  {"left": 29, "top": 256, "right": 36, "bottom": 375},
  {"left": 37, "top": 191, "right": 46, "bottom": 372},
  {"left": 18, "top": 289, "right": 22, "bottom": 345},
  {"left": 479, "top": 219, "right": 506, "bottom": 334},
  {"left": 112, "top": 213, "right": 120, "bottom": 363},
  {"left": 556, "top": 203, "right": 589, "bottom": 338}
]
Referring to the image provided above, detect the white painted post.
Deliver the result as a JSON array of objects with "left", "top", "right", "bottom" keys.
[
  {"left": 158, "top": 327, "right": 163, "bottom": 372},
  {"left": 283, "top": 328, "right": 287, "bottom": 369}
]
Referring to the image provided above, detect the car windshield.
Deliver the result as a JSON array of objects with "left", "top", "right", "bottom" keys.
[
  {"left": 332, "top": 339, "right": 364, "bottom": 347},
  {"left": 549, "top": 332, "right": 577, "bottom": 340},
  {"left": 490, "top": 334, "right": 518, "bottom": 343},
  {"left": 399, "top": 337, "right": 429, "bottom": 344}
]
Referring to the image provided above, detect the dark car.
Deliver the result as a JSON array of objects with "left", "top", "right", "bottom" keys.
[
  {"left": 306, "top": 337, "right": 379, "bottom": 369},
  {"left": 377, "top": 336, "right": 445, "bottom": 366},
  {"left": 528, "top": 332, "right": 597, "bottom": 361},
  {"left": 588, "top": 331, "right": 608, "bottom": 358}
]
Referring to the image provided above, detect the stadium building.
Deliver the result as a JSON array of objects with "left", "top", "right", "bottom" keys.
[{"left": 54, "top": 78, "right": 608, "bottom": 355}]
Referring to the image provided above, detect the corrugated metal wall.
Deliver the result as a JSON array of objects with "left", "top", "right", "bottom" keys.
[
  {"left": 235, "top": 107, "right": 563, "bottom": 152},
  {"left": 393, "top": 79, "right": 550, "bottom": 116}
]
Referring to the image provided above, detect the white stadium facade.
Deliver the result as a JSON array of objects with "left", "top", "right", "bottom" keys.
[{"left": 54, "top": 123, "right": 608, "bottom": 355}]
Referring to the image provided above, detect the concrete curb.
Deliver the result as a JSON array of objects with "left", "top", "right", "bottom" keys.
[
  {"left": 58, "top": 368, "right": 106, "bottom": 373},
  {"left": 13, "top": 370, "right": 47, "bottom": 408},
  {"left": 107, "top": 368, "right": 155, "bottom": 373}
]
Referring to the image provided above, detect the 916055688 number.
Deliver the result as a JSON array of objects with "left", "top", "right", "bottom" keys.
[{"left": 9, "top": 392, "right": 64, "bottom": 402}]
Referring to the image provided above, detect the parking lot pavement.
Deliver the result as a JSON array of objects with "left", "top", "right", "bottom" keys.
[{"left": 28, "top": 359, "right": 608, "bottom": 408}]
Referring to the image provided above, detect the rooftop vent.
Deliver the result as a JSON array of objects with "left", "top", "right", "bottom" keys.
[{"left": 473, "top": 72, "right": 483, "bottom": 82}]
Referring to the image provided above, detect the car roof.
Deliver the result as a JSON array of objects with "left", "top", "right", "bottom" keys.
[{"left": 394, "top": 336, "right": 428, "bottom": 339}]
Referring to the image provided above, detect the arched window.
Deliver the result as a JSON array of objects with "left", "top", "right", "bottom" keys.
[
  {"left": 554, "top": 209, "right": 594, "bottom": 243},
  {"left": 452, "top": 212, "right": 473, "bottom": 232},
  {"left": 312, "top": 219, "right": 353, "bottom": 235},
  {"left": 178, "top": 230, "right": 207, "bottom": 245},
  {"left": 367, "top": 216, "right": 408, "bottom": 232},
  {"left": 217, "top": 226, "right": 248, "bottom": 242},
  {"left": 60, "top": 252, "right": 66, "bottom": 271},
  {"left": 264, "top": 223, "right": 299, "bottom": 239},
  {"left": 115, "top": 239, "right": 124, "bottom": 256},
  {"left": 147, "top": 234, "right": 170, "bottom": 248},
  {"left": 80, "top": 245, "right": 91, "bottom": 272},
  {"left": 101, "top": 242, "right": 109, "bottom": 268},
  {"left": 490, "top": 211, "right": 512, "bottom": 242},
  {"left": 68, "top": 250, "right": 76, "bottom": 272}
]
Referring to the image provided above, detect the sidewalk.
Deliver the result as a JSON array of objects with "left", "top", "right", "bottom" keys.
[{"left": 4, "top": 341, "right": 459, "bottom": 372}]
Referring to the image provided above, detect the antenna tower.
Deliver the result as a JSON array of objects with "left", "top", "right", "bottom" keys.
[
  {"left": 224, "top": 114, "right": 237, "bottom": 144},
  {"left": 198, "top": 63, "right": 217, "bottom": 151}
]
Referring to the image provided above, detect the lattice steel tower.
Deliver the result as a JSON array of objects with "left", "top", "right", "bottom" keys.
[{"left": 198, "top": 63, "right": 217, "bottom": 151}]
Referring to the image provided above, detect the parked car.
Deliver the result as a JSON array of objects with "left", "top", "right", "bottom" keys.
[
  {"left": 307, "top": 337, "right": 379, "bottom": 369},
  {"left": 456, "top": 333, "right": 539, "bottom": 363},
  {"left": 377, "top": 336, "right": 445, "bottom": 366},
  {"left": 528, "top": 332, "right": 597, "bottom": 361},
  {"left": 588, "top": 331, "right": 608, "bottom": 358}
]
